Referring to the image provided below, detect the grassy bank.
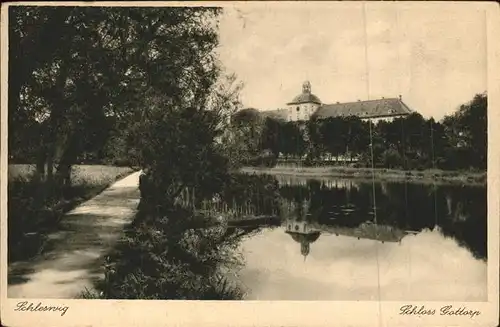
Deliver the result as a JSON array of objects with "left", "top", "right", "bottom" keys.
[
  {"left": 8, "top": 164, "right": 135, "bottom": 182},
  {"left": 79, "top": 206, "right": 246, "bottom": 300},
  {"left": 8, "top": 164, "right": 136, "bottom": 263},
  {"left": 241, "top": 166, "right": 486, "bottom": 185}
]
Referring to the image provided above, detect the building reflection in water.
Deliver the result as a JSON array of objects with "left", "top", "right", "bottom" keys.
[
  {"left": 281, "top": 196, "right": 413, "bottom": 260},
  {"left": 285, "top": 220, "right": 321, "bottom": 261},
  {"left": 231, "top": 175, "right": 486, "bottom": 300},
  {"left": 240, "top": 174, "right": 487, "bottom": 261}
]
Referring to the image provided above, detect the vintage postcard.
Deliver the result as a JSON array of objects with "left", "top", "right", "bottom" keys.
[{"left": 1, "top": 1, "right": 498, "bottom": 326}]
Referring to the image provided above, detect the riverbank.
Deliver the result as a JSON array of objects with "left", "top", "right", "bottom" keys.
[{"left": 240, "top": 166, "right": 486, "bottom": 185}]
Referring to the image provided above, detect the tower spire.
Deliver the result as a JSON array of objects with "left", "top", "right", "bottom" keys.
[{"left": 302, "top": 81, "right": 311, "bottom": 94}]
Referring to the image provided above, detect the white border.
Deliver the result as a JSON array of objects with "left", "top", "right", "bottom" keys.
[{"left": 1, "top": 2, "right": 498, "bottom": 327}]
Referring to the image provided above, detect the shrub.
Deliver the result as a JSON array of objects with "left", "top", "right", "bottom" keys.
[
  {"left": 106, "top": 100, "right": 249, "bottom": 299},
  {"left": 97, "top": 206, "right": 246, "bottom": 300}
]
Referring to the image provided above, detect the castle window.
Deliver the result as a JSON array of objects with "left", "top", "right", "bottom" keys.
[{"left": 296, "top": 107, "right": 300, "bottom": 112}]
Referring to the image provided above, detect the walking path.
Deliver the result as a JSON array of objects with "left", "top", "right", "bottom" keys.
[{"left": 7, "top": 171, "right": 141, "bottom": 299}]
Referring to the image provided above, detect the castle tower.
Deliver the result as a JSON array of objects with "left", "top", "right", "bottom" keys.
[{"left": 286, "top": 81, "right": 322, "bottom": 122}]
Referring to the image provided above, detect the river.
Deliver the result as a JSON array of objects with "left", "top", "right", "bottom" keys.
[{"left": 226, "top": 175, "right": 487, "bottom": 301}]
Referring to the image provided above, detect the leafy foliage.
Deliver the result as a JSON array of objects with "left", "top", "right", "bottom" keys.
[
  {"left": 442, "top": 93, "right": 487, "bottom": 169},
  {"left": 9, "top": 6, "right": 223, "bottom": 179},
  {"left": 11, "top": 6, "right": 252, "bottom": 299},
  {"left": 247, "top": 93, "right": 487, "bottom": 171}
]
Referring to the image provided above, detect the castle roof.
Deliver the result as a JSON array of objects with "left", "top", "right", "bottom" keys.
[
  {"left": 287, "top": 80, "right": 322, "bottom": 105},
  {"left": 314, "top": 97, "right": 412, "bottom": 120},
  {"left": 232, "top": 107, "right": 261, "bottom": 120},
  {"left": 260, "top": 108, "right": 288, "bottom": 121},
  {"left": 287, "top": 93, "right": 322, "bottom": 105}
]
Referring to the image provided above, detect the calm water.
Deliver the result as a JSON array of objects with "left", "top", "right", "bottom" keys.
[{"left": 229, "top": 176, "right": 487, "bottom": 301}]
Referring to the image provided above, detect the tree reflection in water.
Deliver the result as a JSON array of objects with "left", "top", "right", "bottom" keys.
[{"left": 231, "top": 174, "right": 487, "bottom": 261}]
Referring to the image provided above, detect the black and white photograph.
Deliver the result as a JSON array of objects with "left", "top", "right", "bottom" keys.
[{"left": 1, "top": 1, "right": 498, "bottom": 326}]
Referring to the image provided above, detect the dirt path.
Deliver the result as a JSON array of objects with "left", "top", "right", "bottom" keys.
[{"left": 7, "top": 171, "right": 141, "bottom": 299}]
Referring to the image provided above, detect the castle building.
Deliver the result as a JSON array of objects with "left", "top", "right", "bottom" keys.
[{"left": 260, "top": 81, "right": 414, "bottom": 124}]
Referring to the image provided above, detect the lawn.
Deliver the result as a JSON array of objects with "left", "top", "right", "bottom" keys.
[
  {"left": 8, "top": 164, "right": 136, "bottom": 263},
  {"left": 8, "top": 164, "right": 134, "bottom": 183}
]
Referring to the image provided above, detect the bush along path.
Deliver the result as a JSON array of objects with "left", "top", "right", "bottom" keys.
[{"left": 7, "top": 171, "right": 141, "bottom": 299}]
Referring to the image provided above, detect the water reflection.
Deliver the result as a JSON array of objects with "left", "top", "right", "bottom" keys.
[
  {"left": 262, "top": 175, "right": 486, "bottom": 260},
  {"left": 229, "top": 175, "right": 487, "bottom": 301}
]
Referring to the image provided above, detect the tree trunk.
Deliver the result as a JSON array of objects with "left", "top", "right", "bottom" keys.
[
  {"left": 56, "top": 132, "right": 80, "bottom": 189},
  {"left": 46, "top": 149, "right": 54, "bottom": 183},
  {"left": 35, "top": 148, "right": 47, "bottom": 182}
]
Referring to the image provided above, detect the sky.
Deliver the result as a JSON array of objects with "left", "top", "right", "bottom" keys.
[{"left": 217, "top": 2, "right": 488, "bottom": 121}]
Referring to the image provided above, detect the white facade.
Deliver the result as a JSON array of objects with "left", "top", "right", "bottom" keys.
[
  {"left": 287, "top": 102, "right": 321, "bottom": 122},
  {"left": 360, "top": 115, "right": 406, "bottom": 124}
]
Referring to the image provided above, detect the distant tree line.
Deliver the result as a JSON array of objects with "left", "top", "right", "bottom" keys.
[{"left": 233, "top": 93, "right": 487, "bottom": 171}]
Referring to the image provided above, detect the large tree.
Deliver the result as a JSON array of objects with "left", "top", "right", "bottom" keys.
[
  {"left": 442, "top": 93, "right": 487, "bottom": 170},
  {"left": 260, "top": 117, "right": 282, "bottom": 156},
  {"left": 319, "top": 117, "right": 346, "bottom": 161},
  {"left": 306, "top": 115, "right": 324, "bottom": 160},
  {"left": 278, "top": 122, "right": 306, "bottom": 159},
  {"left": 343, "top": 116, "right": 369, "bottom": 160},
  {"left": 9, "top": 6, "right": 226, "bottom": 184}
]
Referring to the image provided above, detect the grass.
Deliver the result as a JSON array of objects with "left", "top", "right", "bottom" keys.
[
  {"left": 241, "top": 166, "right": 486, "bottom": 185},
  {"left": 8, "top": 164, "right": 135, "bottom": 183},
  {"left": 8, "top": 164, "right": 136, "bottom": 263}
]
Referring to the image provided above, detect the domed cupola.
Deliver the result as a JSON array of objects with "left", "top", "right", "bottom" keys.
[
  {"left": 286, "top": 81, "right": 322, "bottom": 121},
  {"left": 287, "top": 81, "right": 322, "bottom": 105}
]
